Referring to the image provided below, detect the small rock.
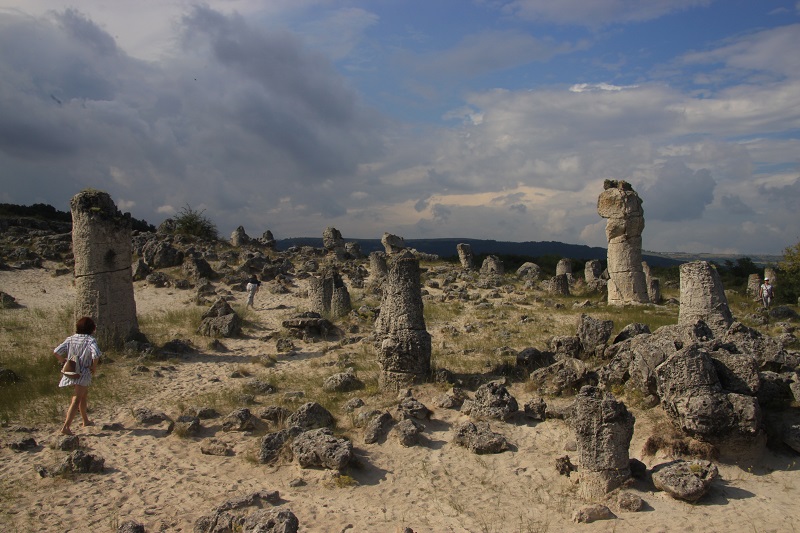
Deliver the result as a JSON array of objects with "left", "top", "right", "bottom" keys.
[{"left": 572, "top": 504, "right": 615, "bottom": 523}]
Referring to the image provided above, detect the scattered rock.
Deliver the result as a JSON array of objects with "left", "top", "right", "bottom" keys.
[
  {"left": 452, "top": 420, "right": 509, "bottom": 454},
  {"left": 291, "top": 428, "right": 353, "bottom": 470},
  {"left": 651, "top": 460, "right": 719, "bottom": 502}
]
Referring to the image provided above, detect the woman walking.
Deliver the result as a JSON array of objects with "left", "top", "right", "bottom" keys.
[{"left": 53, "top": 317, "right": 102, "bottom": 435}]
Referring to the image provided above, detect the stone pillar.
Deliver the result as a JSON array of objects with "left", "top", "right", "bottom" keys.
[
  {"left": 597, "top": 180, "right": 649, "bottom": 305},
  {"left": 573, "top": 386, "right": 635, "bottom": 499},
  {"left": 764, "top": 268, "right": 777, "bottom": 288},
  {"left": 308, "top": 268, "right": 351, "bottom": 318},
  {"left": 747, "top": 274, "right": 761, "bottom": 299},
  {"left": 375, "top": 251, "right": 431, "bottom": 389},
  {"left": 648, "top": 278, "right": 661, "bottom": 304},
  {"left": 678, "top": 261, "right": 733, "bottom": 336},
  {"left": 71, "top": 190, "right": 139, "bottom": 347},
  {"left": 322, "top": 227, "right": 346, "bottom": 259},
  {"left": 548, "top": 274, "right": 570, "bottom": 296},
  {"left": 230, "top": 226, "right": 250, "bottom": 247},
  {"left": 584, "top": 260, "right": 602, "bottom": 282},
  {"left": 456, "top": 243, "right": 474, "bottom": 270},
  {"left": 369, "top": 251, "right": 388, "bottom": 279},
  {"left": 556, "top": 258, "right": 573, "bottom": 277}
]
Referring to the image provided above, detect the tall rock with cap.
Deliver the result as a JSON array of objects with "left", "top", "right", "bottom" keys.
[
  {"left": 71, "top": 190, "right": 139, "bottom": 347},
  {"left": 374, "top": 251, "right": 431, "bottom": 389},
  {"left": 597, "top": 180, "right": 649, "bottom": 305}
]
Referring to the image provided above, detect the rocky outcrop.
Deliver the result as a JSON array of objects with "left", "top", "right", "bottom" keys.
[{"left": 456, "top": 243, "right": 474, "bottom": 270}]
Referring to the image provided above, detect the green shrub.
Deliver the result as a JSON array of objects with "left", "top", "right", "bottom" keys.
[{"left": 172, "top": 204, "right": 218, "bottom": 240}]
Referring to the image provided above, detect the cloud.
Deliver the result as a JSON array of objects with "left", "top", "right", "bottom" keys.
[
  {"left": 499, "top": 0, "right": 714, "bottom": 27},
  {"left": 569, "top": 83, "right": 639, "bottom": 92},
  {"left": 0, "top": 7, "right": 385, "bottom": 233},
  {"left": 720, "top": 194, "right": 755, "bottom": 215},
  {"left": 641, "top": 160, "right": 716, "bottom": 221}
]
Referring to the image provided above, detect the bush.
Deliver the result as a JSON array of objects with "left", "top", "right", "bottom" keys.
[{"left": 173, "top": 204, "right": 218, "bottom": 240}]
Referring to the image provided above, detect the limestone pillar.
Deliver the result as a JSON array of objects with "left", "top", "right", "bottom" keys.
[
  {"left": 573, "top": 386, "right": 635, "bottom": 499},
  {"left": 678, "top": 261, "right": 733, "bottom": 336},
  {"left": 747, "top": 274, "right": 761, "bottom": 299},
  {"left": 456, "top": 243, "right": 474, "bottom": 270},
  {"left": 375, "top": 251, "right": 431, "bottom": 389},
  {"left": 71, "top": 190, "right": 138, "bottom": 347},
  {"left": 584, "top": 260, "right": 602, "bottom": 282},
  {"left": 597, "top": 180, "right": 649, "bottom": 305}
]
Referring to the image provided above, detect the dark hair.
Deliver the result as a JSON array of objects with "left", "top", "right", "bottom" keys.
[{"left": 76, "top": 317, "right": 96, "bottom": 335}]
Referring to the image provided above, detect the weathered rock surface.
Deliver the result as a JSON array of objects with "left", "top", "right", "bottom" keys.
[
  {"left": 678, "top": 261, "right": 733, "bottom": 336},
  {"left": 651, "top": 460, "right": 718, "bottom": 502},
  {"left": 461, "top": 381, "right": 518, "bottom": 421},
  {"left": 452, "top": 421, "right": 509, "bottom": 454},
  {"left": 291, "top": 428, "right": 353, "bottom": 470}
]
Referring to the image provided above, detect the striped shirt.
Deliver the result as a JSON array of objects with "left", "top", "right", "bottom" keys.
[{"left": 54, "top": 334, "right": 102, "bottom": 387}]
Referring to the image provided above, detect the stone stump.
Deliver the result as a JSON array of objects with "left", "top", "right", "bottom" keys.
[
  {"left": 71, "top": 190, "right": 139, "bottom": 347},
  {"left": 556, "top": 258, "right": 573, "bottom": 277},
  {"left": 764, "top": 268, "right": 777, "bottom": 287},
  {"left": 309, "top": 268, "right": 351, "bottom": 318},
  {"left": 230, "top": 226, "right": 250, "bottom": 246},
  {"left": 547, "top": 274, "right": 570, "bottom": 296},
  {"left": 375, "top": 251, "right": 431, "bottom": 389},
  {"left": 597, "top": 180, "right": 649, "bottom": 305},
  {"left": 747, "top": 274, "right": 761, "bottom": 299},
  {"left": 480, "top": 255, "right": 504, "bottom": 276},
  {"left": 678, "top": 261, "right": 733, "bottom": 336},
  {"left": 572, "top": 386, "right": 635, "bottom": 499},
  {"left": 369, "top": 252, "right": 388, "bottom": 279},
  {"left": 584, "top": 260, "right": 602, "bottom": 282},
  {"left": 456, "top": 243, "right": 474, "bottom": 270},
  {"left": 648, "top": 278, "right": 661, "bottom": 304}
]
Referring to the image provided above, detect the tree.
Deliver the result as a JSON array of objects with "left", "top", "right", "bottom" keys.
[
  {"left": 172, "top": 204, "right": 218, "bottom": 240},
  {"left": 778, "top": 240, "right": 800, "bottom": 304}
]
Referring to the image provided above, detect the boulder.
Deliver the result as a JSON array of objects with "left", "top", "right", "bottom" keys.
[
  {"left": 286, "top": 402, "right": 334, "bottom": 430},
  {"left": 452, "top": 421, "right": 509, "bottom": 454},
  {"left": 461, "top": 381, "right": 518, "bottom": 421},
  {"left": 291, "top": 428, "right": 353, "bottom": 470},
  {"left": 652, "top": 460, "right": 718, "bottom": 502}
]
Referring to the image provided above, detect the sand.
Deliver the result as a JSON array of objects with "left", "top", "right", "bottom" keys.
[{"left": 1, "top": 267, "right": 799, "bottom": 532}]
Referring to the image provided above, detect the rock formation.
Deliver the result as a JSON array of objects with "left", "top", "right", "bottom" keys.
[
  {"left": 322, "top": 227, "right": 345, "bottom": 259},
  {"left": 678, "top": 261, "right": 733, "bottom": 336},
  {"left": 572, "top": 386, "right": 634, "bottom": 499},
  {"left": 597, "top": 180, "right": 649, "bottom": 305},
  {"left": 381, "top": 232, "right": 406, "bottom": 254},
  {"left": 584, "top": 260, "right": 602, "bottom": 282},
  {"left": 308, "top": 268, "right": 351, "bottom": 318},
  {"left": 456, "top": 243, "right": 474, "bottom": 270},
  {"left": 480, "top": 255, "right": 504, "bottom": 276},
  {"left": 374, "top": 250, "right": 431, "bottom": 389},
  {"left": 556, "top": 258, "right": 572, "bottom": 277},
  {"left": 70, "top": 190, "right": 139, "bottom": 347}
]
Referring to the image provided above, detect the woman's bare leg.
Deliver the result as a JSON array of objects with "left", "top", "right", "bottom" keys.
[{"left": 61, "top": 385, "right": 89, "bottom": 434}]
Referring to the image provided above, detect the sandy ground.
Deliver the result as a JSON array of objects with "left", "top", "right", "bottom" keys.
[{"left": 1, "top": 266, "right": 799, "bottom": 533}]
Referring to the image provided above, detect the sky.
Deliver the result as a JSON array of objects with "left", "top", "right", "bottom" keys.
[{"left": 0, "top": 1, "right": 798, "bottom": 255}]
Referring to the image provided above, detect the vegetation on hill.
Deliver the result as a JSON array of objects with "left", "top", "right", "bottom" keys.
[{"left": 0, "top": 202, "right": 155, "bottom": 232}]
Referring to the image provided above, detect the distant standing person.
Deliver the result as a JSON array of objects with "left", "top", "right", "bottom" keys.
[
  {"left": 53, "top": 317, "right": 101, "bottom": 435},
  {"left": 759, "top": 277, "right": 774, "bottom": 309},
  {"left": 246, "top": 274, "right": 262, "bottom": 308}
]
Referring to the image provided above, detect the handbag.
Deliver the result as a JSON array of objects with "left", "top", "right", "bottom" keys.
[
  {"left": 61, "top": 358, "right": 79, "bottom": 377},
  {"left": 60, "top": 337, "right": 89, "bottom": 378}
]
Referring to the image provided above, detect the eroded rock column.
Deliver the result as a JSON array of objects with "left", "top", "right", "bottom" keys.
[
  {"left": 597, "top": 180, "right": 649, "bottom": 305},
  {"left": 573, "top": 386, "right": 635, "bottom": 499},
  {"left": 456, "top": 243, "right": 474, "bottom": 270},
  {"left": 375, "top": 251, "right": 431, "bottom": 389},
  {"left": 309, "top": 268, "right": 351, "bottom": 318},
  {"left": 678, "top": 261, "right": 733, "bottom": 336},
  {"left": 71, "top": 190, "right": 139, "bottom": 347}
]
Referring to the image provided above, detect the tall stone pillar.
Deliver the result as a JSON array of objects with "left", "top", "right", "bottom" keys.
[
  {"left": 375, "top": 251, "right": 431, "bottom": 389},
  {"left": 309, "top": 268, "right": 351, "bottom": 318},
  {"left": 746, "top": 274, "right": 761, "bottom": 299},
  {"left": 584, "top": 259, "right": 602, "bottom": 282},
  {"left": 597, "top": 180, "right": 649, "bottom": 305},
  {"left": 678, "top": 261, "right": 733, "bottom": 336},
  {"left": 71, "top": 190, "right": 139, "bottom": 347},
  {"left": 573, "top": 386, "right": 635, "bottom": 499}
]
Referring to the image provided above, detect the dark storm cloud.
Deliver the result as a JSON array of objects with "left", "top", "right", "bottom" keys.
[
  {"left": 0, "top": 7, "right": 386, "bottom": 231},
  {"left": 641, "top": 160, "right": 716, "bottom": 221}
]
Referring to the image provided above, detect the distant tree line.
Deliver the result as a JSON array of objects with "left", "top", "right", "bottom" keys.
[{"left": 0, "top": 202, "right": 155, "bottom": 232}]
